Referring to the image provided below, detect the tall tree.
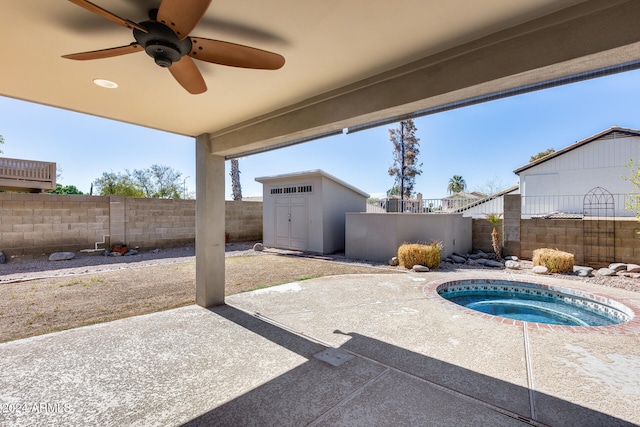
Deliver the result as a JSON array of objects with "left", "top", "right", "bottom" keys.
[
  {"left": 474, "top": 175, "right": 507, "bottom": 196},
  {"left": 92, "top": 165, "right": 184, "bottom": 198},
  {"left": 230, "top": 159, "right": 242, "bottom": 201},
  {"left": 447, "top": 175, "right": 467, "bottom": 194},
  {"left": 93, "top": 171, "right": 144, "bottom": 197},
  {"left": 150, "top": 164, "right": 182, "bottom": 199},
  {"left": 388, "top": 119, "right": 422, "bottom": 199},
  {"left": 530, "top": 148, "right": 555, "bottom": 162},
  {"left": 50, "top": 184, "right": 83, "bottom": 194}
]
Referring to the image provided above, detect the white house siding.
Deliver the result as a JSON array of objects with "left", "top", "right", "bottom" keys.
[
  {"left": 521, "top": 134, "right": 639, "bottom": 195},
  {"left": 518, "top": 133, "right": 639, "bottom": 216}
]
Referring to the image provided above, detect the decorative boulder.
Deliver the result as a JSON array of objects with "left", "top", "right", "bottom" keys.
[
  {"left": 0, "top": 251, "right": 5, "bottom": 264},
  {"left": 504, "top": 255, "right": 519, "bottom": 261},
  {"left": 532, "top": 265, "right": 550, "bottom": 275},
  {"left": 484, "top": 260, "right": 504, "bottom": 268},
  {"left": 626, "top": 264, "right": 640, "bottom": 273},
  {"left": 573, "top": 266, "right": 593, "bottom": 277},
  {"left": 412, "top": 264, "right": 430, "bottom": 272},
  {"left": 451, "top": 255, "right": 467, "bottom": 264},
  {"left": 505, "top": 260, "right": 521, "bottom": 270},
  {"left": 109, "top": 251, "right": 122, "bottom": 257},
  {"left": 597, "top": 268, "right": 617, "bottom": 276},
  {"left": 608, "top": 263, "right": 627, "bottom": 272},
  {"left": 49, "top": 252, "right": 75, "bottom": 261},
  {"left": 253, "top": 243, "right": 264, "bottom": 252},
  {"left": 388, "top": 256, "right": 399, "bottom": 266},
  {"left": 124, "top": 249, "right": 138, "bottom": 256}
]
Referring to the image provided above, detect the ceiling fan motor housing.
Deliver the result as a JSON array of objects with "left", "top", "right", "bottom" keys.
[{"left": 134, "top": 21, "right": 192, "bottom": 67}]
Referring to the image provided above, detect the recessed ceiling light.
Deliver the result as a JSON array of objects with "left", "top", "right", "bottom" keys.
[{"left": 93, "top": 79, "right": 118, "bottom": 89}]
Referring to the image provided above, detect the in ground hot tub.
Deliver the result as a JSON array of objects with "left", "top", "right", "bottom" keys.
[{"left": 437, "top": 279, "right": 633, "bottom": 326}]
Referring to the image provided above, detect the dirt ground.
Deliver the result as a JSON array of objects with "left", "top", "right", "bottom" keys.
[{"left": 0, "top": 252, "right": 401, "bottom": 343}]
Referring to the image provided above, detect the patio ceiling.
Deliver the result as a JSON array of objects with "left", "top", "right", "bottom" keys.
[{"left": 2, "top": 1, "right": 640, "bottom": 157}]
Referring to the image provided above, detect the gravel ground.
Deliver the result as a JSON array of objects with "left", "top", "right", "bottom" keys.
[
  {"left": 1, "top": 242, "right": 638, "bottom": 293},
  {"left": 0, "top": 242, "right": 254, "bottom": 284}
]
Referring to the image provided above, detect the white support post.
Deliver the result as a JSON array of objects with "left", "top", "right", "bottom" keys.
[{"left": 195, "top": 134, "right": 226, "bottom": 307}]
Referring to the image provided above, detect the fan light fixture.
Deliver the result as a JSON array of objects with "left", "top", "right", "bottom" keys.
[
  {"left": 93, "top": 79, "right": 118, "bottom": 89},
  {"left": 64, "top": 0, "right": 284, "bottom": 95}
]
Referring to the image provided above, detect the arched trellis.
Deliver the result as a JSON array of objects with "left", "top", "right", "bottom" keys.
[{"left": 583, "top": 187, "right": 615, "bottom": 266}]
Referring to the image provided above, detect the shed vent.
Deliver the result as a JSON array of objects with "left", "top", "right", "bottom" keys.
[{"left": 270, "top": 185, "right": 313, "bottom": 195}]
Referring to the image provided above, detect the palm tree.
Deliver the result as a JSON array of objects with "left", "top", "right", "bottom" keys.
[
  {"left": 447, "top": 175, "right": 466, "bottom": 194},
  {"left": 486, "top": 213, "right": 502, "bottom": 261}
]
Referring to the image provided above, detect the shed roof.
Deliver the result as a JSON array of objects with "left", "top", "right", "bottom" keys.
[
  {"left": 255, "top": 169, "right": 369, "bottom": 198},
  {"left": 513, "top": 126, "right": 640, "bottom": 175}
]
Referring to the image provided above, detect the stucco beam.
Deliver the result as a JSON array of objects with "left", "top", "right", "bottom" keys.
[{"left": 208, "top": 0, "right": 640, "bottom": 157}]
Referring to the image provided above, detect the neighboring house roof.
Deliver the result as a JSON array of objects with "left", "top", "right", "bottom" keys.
[
  {"left": 452, "top": 184, "right": 520, "bottom": 213},
  {"left": 513, "top": 126, "right": 640, "bottom": 175},
  {"left": 255, "top": 169, "right": 369, "bottom": 198},
  {"left": 442, "top": 192, "right": 484, "bottom": 200}
]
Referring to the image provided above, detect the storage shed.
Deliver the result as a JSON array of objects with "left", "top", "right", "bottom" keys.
[{"left": 255, "top": 170, "right": 368, "bottom": 254}]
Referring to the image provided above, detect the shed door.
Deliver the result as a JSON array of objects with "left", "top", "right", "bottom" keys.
[{"left": 275, "top": 195, "right": 307, "bottom": 250}]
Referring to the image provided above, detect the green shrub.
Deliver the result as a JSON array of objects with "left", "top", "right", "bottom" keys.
[
  {"left": 532, "top": 248, "right": 574, "bottom": 273},
  {"left": 397, "top": 241, "right": 442, "bottom": 269}
]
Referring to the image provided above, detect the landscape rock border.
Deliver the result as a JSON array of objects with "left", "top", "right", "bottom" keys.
[{"left": 441, "top": 250, "right": 640, "bottom": 281}]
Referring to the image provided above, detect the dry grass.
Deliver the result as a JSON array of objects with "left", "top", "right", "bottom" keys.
[
  {"left": 0, "top": 254, "right": 400, "bottom": 343},
  {"left": 397, "top": 242, "right": 441, "bottom": 269},
  {"left": 532, "top": 248, "right": 574, "bottom": 273}
]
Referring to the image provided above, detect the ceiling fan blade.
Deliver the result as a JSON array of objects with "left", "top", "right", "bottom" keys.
[
  {"left": 189, "top": 37, "right": 285, "bottom": 70},
  {"left": 157, "top": 0, "right": 211, "bottom": 40},
  {"left": 67, "top": 0, "right": 147, "bottom": 32},
  {"left": 62, "top": 43, "right": 142, "bottom": 60},
  {"left": 169, "top": 56, "right": 207, "bottom": 94}
]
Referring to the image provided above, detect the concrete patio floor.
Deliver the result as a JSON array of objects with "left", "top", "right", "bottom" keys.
[{"left": 1, "top": 270, "right": 639, "bottom": 426}]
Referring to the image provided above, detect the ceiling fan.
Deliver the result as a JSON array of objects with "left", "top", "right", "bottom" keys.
[{"left": 63, "top": 0, "right": 285, "bottom": 94}]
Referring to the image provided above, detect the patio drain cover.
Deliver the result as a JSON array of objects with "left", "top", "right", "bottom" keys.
[{"left": 313, "top": 348, "right": 355, "bottom": 367}]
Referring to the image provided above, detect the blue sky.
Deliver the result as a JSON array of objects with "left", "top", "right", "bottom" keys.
[{"left": 1, "top": 68, "right": 639, "bottom": 200}]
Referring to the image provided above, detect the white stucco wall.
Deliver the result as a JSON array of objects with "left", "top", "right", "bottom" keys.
[
  {"left": 520, "top": 134, "right": 639, "bottom": 197},
  {"left": 345, "top": 213, "right": 472, "bottom": 262}
]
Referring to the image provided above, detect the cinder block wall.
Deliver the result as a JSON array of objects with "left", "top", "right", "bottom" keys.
[
  {"left": 0, "top": 194, "right": 263, "bottom": 256},
  {"left": 125, "top": 198, "right": 196, "bottom": 248},
  {"left": 520, "top": 218, "right": 639, "bottom": 264},
  {"left": 0, "top": 193, "right": 110, "bottom": 256},
  {"left": 472, "top": 216, "right": 639, "bottom": 264},
  {"left": 225, "top": 201, "right": 262, "bottom": 242},
  {"left": 471, "top": 219, "right": 502, "bottom": 254},
  {"left": 520, "top": 219, "right": 583, "bottom": 261}
]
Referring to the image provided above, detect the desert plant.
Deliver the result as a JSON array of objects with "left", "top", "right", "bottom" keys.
[
  {"left": 485, "top": 213, "right": 502, "bottom": 261},
  {"left": 532, "top": 248, "right": 574, "bottom": 273},
  {"left": 397, "top": 241, "right": 442, "bottom": 269},
  {"left": 625, "top": 156, "right": 640, "bottom": 233}
]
